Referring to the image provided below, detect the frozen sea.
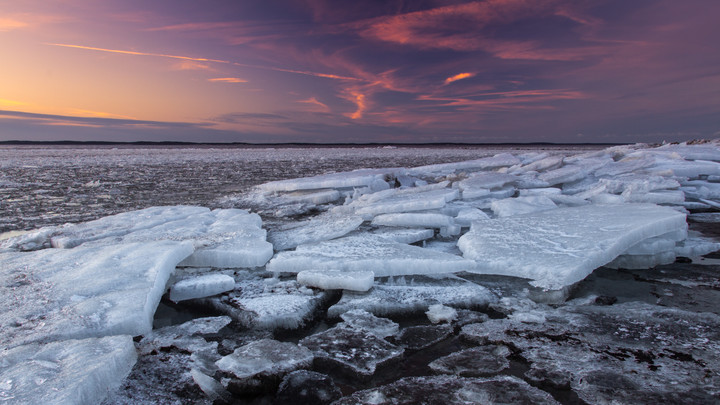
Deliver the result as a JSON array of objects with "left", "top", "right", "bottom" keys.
[{"left": 2, "top": 142, "right": 720, "bottom": 405}]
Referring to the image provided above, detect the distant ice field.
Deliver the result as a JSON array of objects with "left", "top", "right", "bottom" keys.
[{"left": 0, "top": 144, "right": 601, "bottom": 233}]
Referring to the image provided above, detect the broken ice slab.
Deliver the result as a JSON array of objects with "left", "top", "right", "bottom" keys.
[
  {"left": 369, "top": 227, "right": 435, "bottom": 244},
  {"left": 138, "top": 316, "right": 231, "bottom": 355},
  {"left": 1, "top": 240, "right": 193, "bottom": 348},
  {"left": 274, "top": 189, "right": 341, "bottom": 205},
  {"left": 371, "top": 212, "right": 455, "bottom": 229},
  {"left": 216, "top": 339, "right": 314, "bottom": 395},
  {"left": 458, "top": 172, "right": 517, "bottom": 191},
  {"left": 428, "top": 345, "right": 511, "bottom": 376},
  {"left": 490, "top": 195, "right": 557, "bottom": 217},
  {"left": 267, "top": 233, "right": 476, "bottom": 277},
  {"left": 458, "top": 203, "right": 688, "bottom": 290},
  {"left": 537, "top": 165, "right": 587, "bottom": 186},
  {"left": 169, "top": 274, "right": 235, "bottom": 302},
  {"left": 297, "top": 269, "right": 375, "bottom": 292},
  {"left": 268, "top": 213, "right": 363, "bottom": 251},
  {"left": 327, "top": 276, "right": 497, "bottom": 318},
  {"left": 407, "top": 153, "right": 521, "bottom": 175},
  {"left": 453, "top": 208, "right": 489, "bottom": 227},
  {"left": 350, "top": 188, "right": 458, "bottom": 219},
  {"left": 396, "top": 324, "right": 453, "bottom": 350},
  {"left": 425, "top": 304, "right": 458, "bottom": 324},
  {"left": 0, "top": 335, "right": 137, "bottom": 405},
  {"left": 299, "top": 324, "right": 404, "bottom": 379},
  {"left": 340, "top": 309, "right": 399, "bottom": 338},
  {"left": 334, "top": 375, "right": 559, "bottom": 405},
  {"left": 198, "top": 277, "right": 330, "bottom": 330},
  {"left": 257, "top": 168, "right": 396, "bottom": 193}
]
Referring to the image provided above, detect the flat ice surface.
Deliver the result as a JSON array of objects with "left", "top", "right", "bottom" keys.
[
  {"left": 257, "top": 168, "right": 396, "bottom": 192},
  {"left": 215, "top": 338, "right": 313, "bottom": 380},
  {"left": 0, "top": 241, "right": 194, "bottom": 348},
  {"left": 267, "top": 234, "right": 476, "bottom": 277},
  {"left": 458, "top": 204, "right": 687, "bottom": 290},
  {"left": 340, "top": 309, "right": 399, "bottom": 338},
  {"left": 371, "top": 213, "right": 455, "bottom": 228},
  {"left": 268, "top": 213, "right": 363, "bottom": 251},
  {"left": 169, "top": 274, "right": 236, "bottom": 302},
  {"left": 369, "top": 227, "right": 435, "bottom": 244},
  {"left": 490, "top": 196, "right": 557, "bottom": 217},
  {"left": 297, "top": 269, "right": 375, "bottom": 292},
  {"left": 0, "top": 335, "right": 137, "bottom": 405},
  {"left": 350, "top": 188, "right": 458, "bottom": 219}
]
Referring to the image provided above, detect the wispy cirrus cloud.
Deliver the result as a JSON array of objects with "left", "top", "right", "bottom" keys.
[
  {"left": 0, "top": 18, "right": 28, "bottom": 31},
  {"left": 444, "top": 73, "right": 475, "bottom": 85},
  {"left": 297, "top": 97, "right": 330, "bottom": 112}
]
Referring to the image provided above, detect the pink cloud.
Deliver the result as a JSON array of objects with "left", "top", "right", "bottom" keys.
[{"left": 208, "top": 77, "right": 248, "bottom": 83}]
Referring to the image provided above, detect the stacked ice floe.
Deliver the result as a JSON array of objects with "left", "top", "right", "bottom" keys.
[
  {"left": 2, "top": 140, "right": 720, "bottom": 403},
  {"left": 0, "top": 206, "right": 274, "bottom": 404}
]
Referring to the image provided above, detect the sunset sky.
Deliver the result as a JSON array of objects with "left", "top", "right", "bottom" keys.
[{"left": 1, "top": 0, "right": 719, "bottom": 143}]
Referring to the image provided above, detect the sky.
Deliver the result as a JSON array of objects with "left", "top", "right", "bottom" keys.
[{"left": 1, "top": 0, "right": 719, "bottom": 144}]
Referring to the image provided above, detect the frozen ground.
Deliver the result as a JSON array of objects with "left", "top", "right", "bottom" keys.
[{"left": 2, "top": 141, "right": 720, "bottom": 404}]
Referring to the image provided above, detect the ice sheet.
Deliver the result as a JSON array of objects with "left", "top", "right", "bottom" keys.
[
  {"left": 169, "top": 274, "right": 236, "bottom": 302},
  {"left": 458, "top": 204, "right": 687, "bottom": 290},
  {"left": 267, "top": 234, "right": 476, "bottom": 277},
  {"left": 0, "top": 335, "right": 137, "bottom": 405},
  {"left": 268, "top": 213, "right": 364, "bottom": 251},
  {"left": 297, "top": 269, "right": 375, "bottom": 292},
  {"left": 1, "top": 240, "right": 194, "bottom": 348}
]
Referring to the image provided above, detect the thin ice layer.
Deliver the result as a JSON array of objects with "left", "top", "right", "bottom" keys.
[
  {"left": 458, "top": 204, "right": 687, "bottom": 290},
  {"left": 297, "top": 269, "right": 375, "bottom": 292},
  {"left": 0, "top": 335, "right": 137, "bottom": 405},
  {"left": 268, "top": 213, "right": 364, "bottom": 251},
  {"left": 257, "top": 168, "right": 395, "bottom": 192},
  {"left": 328, "top": 277, "right": 497, "bottom": 318},
  {"left": 169, "top": 274, "right": 236, "bottom": 302},
  {"left": 73, "top": 208, "right": 273, "bottom": 269},
  {"left": 267, "top": 234, "right": 476, "bottom": 277},
  {"left": 1, "top": 241, "right": 194, "bottom": 348}
]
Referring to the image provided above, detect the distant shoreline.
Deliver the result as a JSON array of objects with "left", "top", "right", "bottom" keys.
[{"left": 0, "top": 140, "right": 624, "bottom": 148}]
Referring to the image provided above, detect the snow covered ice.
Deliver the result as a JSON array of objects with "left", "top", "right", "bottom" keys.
[{"left": 3, "top": 140, "right": 720, "bottom": 404}]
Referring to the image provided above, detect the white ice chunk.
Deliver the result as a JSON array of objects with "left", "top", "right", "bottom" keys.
[
  {"left": 426, "top": 304, "right": 458, "bottom": 324},
  {"left": 655, "top": 142, "right": 720, "bottom": 161},
  {"left": 215, "top": 339, "right": 313, "bottom": 380},
  {"left": 372, "top": 213, "right": 455, "bottom": 229},
  {"left": 297, "top": 269, "right": 375, "bottom": 292},
  {"left": 599, "top": 175, "right": 681, "bottom": 194},
  {"left": 328, "top": 277, "right": 497, "bottom": 318},
  {"left": 257, "top": 168, "right": 395, "bottom": 192},
  {"left": 352, "top": 188, "right": 458, "bottom": 219},
  {"left": 622, "top": 229, "right": 687, "bottom": 255},
  {"left": 0, "top": 336, "right": 136, "bottom": 405},
  {"left": 169, "top": 274, "right": 235, "bottom": 302},
  {"left": 408, "top": 153, "right": 520, "bottom": 175},
  {"left": 269, "top": 213, "right": 364, "bottom": 251},
  {"left": 267, "top": 234, "right": 476, "bottom": 277},
  {"left": 518, "top": 188, "right": 562, "bottom": 196},
  {"left": 277, "top": 189, "right": 341, "bottom": 205},
  {"left": 589, "top": 193, "right": 625, "bottom": 204},
  {"left": 459, "top": 173, "right": 517, "bottom": 191},
  {"left": 606, "top": 251, "right": 677, "bottom": 269},
  {"left": 511, "top": 155, "right": 563, "bottom": 173},
  {"left": 622, "top": 189, "right": 685, "bottom": 205},
  {"left": 647, "top": 158, "right": 720, "bottom": 178},
  {"left": 1, "top": 241, "right": 194, "bottom": 348},
  {"left": 340, "top": 309, "right": 399, "bottom": 338},
  {"left": 370, "top": 228, "right": 435, "bottom": 244},
  {"left": 490, "top": 196, "right": 557, "bottom": 218},
  {"left": 50, "top": 206, "right": 210, "bottom": 248},
  {"left": 454, "top": 208, "right": 490, "bottom": 227},
  {"left": 458, "top": 204, "right": 687, "bottom": 290},
  {"left": 674, "top": 231, "right": 720, "bottom": 257},
  {"left": 538, "top": 165, "right": 586, "bottom": 186},
  {"left": 594, "top": 155, "right": 656, "bottom": 177}
]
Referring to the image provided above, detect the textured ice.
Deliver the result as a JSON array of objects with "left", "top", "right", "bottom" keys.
[
  {"left": 299, "top": 324, "right": 404, "bottom": 378},
  {"left": 351, "top": 188, "right": 458, "bottom": 219},
  {"left": 268, "top": 213, "right": 364, "bottom": 251},
  {"left": 328, "top": 277, "right": 497, "bottom": 318},
  {"left": 490, "top": 196, "right": 557, "bottom": 217},
  {"left": 1, "top": 241, "right": 193, "bottom": 348},
  {"left": 512, "top": 155, "right": 564, "bottom": 173},
  {"left": 257, "top": 168, "right": 395, "bottom": 192},
  {"left": 275, "top": 189, "right": 341, "bottom": 205},
  {"left": 297, "top": 269, "right": 375, "bottom": 292},
  {"left": 425, "top": 304, "right": 458, "bottom": 324},
  {"left": 275, "top": 370, "right": 342, "bottom": 405},
  {"left": 459, "top": 173, "right": 517, "bottom": 190},
  {"left": 0, "top": 335, "right": 137, "bottom": 405},
  {"left": 334, "top": 375, "right": 559, "bottom": 405},
  {"left": 169, "top": 274, "right": 236, "bottom": 302},
  {"left": 623, "top": 189, "right": 685, "bottom": 204},
  {"left": 138, "top": 316, "right": 231, "bottom": 355},
  {"left": 429, "top": 345, "right": 511, "bottom": 376},
  {"left": 408, "top": 153, "right": 520, "bottom": 175},
  {"left": 216, "top": 339, "right": 313, "bottom": 380},
  {"left": 199, "top": 278, "right": 328, "bottom": 330},
  {"left": 340, "top": 309, "right": 399, "bottom": 338},
  {"left": 371, "top": 212, "right": 455, "bottom": 228},
  {"left": 396, "top": 324, "right": 453, "bottom": 350},
  {"left": 267, "top": 234, "right": 476, "bottom": 277},
  {"left": 369, "top": 227, "right": 435, "bottom": 244},
  {"left": 458, "top": 204, "right": 688, "bottom": 290},
  {"left": 453, "top": 208, "right": 490, "bottom": 226},
  {"left": 538, "top": 165, "right": 587, "bottom": 186}
]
